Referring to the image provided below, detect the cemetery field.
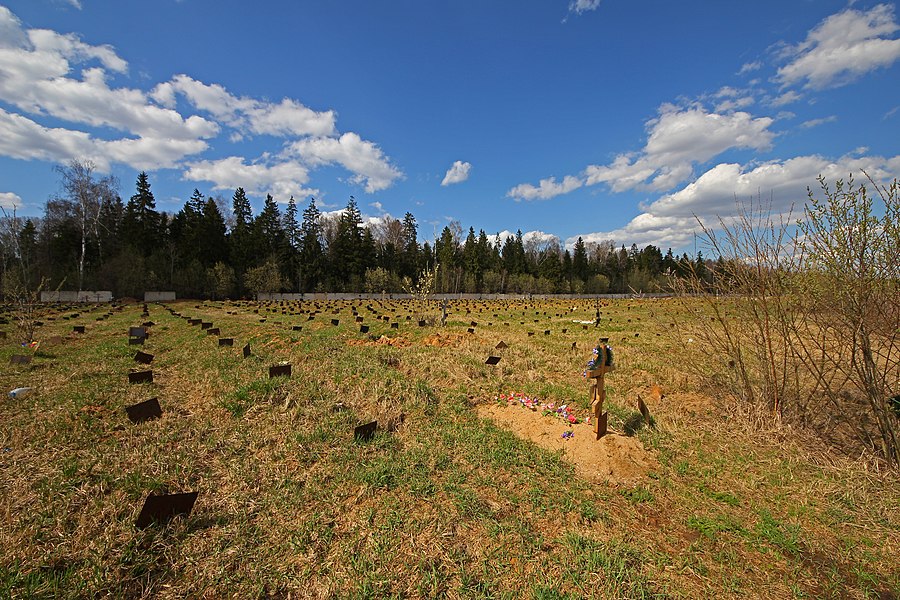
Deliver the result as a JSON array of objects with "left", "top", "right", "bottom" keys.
[{"left": 1, "top": 298, "right": 898, "bottom": 599}]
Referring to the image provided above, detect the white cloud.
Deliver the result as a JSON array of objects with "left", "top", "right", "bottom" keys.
[
  {"left": 738, "top": 60, "right": 762, "bottom": 74},
  {"left": 0, "top": 6, "right": 402, "bottom": 197},
  {"left": 0, "top": 191, "right": 23, "bottom": 209},
  {"left": 568, "top": 0, "right": 601, "bottom": 15},
  {"left": 523, "top": 230, "right": 560, "bottom": 246},
  {"left": 287, "top": 133, "right": 403, "bottom": 193},
  {"left": 800, "top": 115, "right": 837, "bottom": 128},
  {"left": 506, "top": 175, "right": 583, "bottom": 201},
  {"left": 776, "top": 4, "right": 900, "bottom": 89},
  {"left": 0, "top": 7, "right": 28, "bottom": 48},
  {"left": 183, "top": 156, "right": 318, "bottom": 200},
  {"left": 583, "top": 106, "right": 774, "bottom": 192},
  {"left": 441, "top": 160, "right": 471, "bottom": 186},
  {"left": 64, "top": 0, "right": 83, "bottom": 9},
  {"left": 714, "top": 95, "right": 755, "bottom": 112},
  {"left": 0, "top": 8, "right": 215, "bottom": 171},
  {"left": 493, "top": 229, "right": 560, "bottom": 248},
  {"left": 151, "top": 74, "right": 336, "bottom": 138},
  {"left": 770, "top": 90, "right": 803, "bottom": 107},
  {"left": 506, "top": 105, "right": 776, "bottom": 203},
  {"left": 0, "top": 107, "right": 209, "bottom": 171},
  {"left": 569, "top": 153, "right": 900, "bottom": 250}
]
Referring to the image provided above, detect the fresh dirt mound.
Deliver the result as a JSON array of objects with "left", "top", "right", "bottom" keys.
[
  {"left": 478, "top": 403, "right": 657, "bottom": 485},
  {"left": 422, "top": 333, "right": 464, "bottom": 347}
]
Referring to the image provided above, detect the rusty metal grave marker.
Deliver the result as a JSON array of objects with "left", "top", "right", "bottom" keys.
[
  {"left": 638, "top": 396, "right": 651, "bottom": 425},
  {"left": 126, "top": 397, "right": 162, "bottom": 424},
  {"left": 269, "top": 364, "right": 291, "bottom": 378},
  {"left": 135, "top": 492, "right": 198, "bottom": 529},
  {"left": 354, "top": 421, "right": 377, "bottom": 442},
  {"left": 129, "top": 370, "right": 153, "bottom": 384}
]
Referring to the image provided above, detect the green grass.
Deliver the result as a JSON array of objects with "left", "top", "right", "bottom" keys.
[{"left": 0, "top": 298, "right": 897, "bottom": 598}]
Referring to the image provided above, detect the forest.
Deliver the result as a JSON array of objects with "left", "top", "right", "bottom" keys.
[{"left": 0, "top": 162, "right": 711, "bottom": 299}]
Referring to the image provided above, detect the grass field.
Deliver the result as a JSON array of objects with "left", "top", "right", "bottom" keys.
[{"left": 1, "top": 298, "right": 897, "bottom": 599}]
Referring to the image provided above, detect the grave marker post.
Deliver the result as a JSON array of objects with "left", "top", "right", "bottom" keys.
[{"left": 586, "top": 338, "right": 615, "bottom": 440}]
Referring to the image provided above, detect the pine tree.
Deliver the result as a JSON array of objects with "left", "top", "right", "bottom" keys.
[
  {"left": 252, "top": 194, "right": 286, "bottom": 262},
  {"left": 573, "top": 236, "right": 589, "bottom": 282},
  {"left": 299, "top": 197, "right": 323, "bottom": 292},
  {"left": 229, "top": 187, "right": 253, "bottom": 292},
  {"left": 279, "top": 196, "right": 301, "bottom": 290},
  {"left": 199, "top": 198, "right": 228, "bottom": 267},
  {"left": 400, "top": 211, "right": 421, "bottom": 278},
  {"left": 283, "top": 196, "right": 301, "bottom": 251},
  {"left": 121, "top": 172, "right": 160, "bottom": 258},
  {"left": 329, "top": 196, "right": 364, "bottom": 289}
]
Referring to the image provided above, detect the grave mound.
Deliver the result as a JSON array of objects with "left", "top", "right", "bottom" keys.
[{"left": 478, "top": 402, "right": 657, "bottom": 485}]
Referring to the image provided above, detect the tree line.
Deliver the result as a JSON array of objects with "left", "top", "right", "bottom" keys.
[{"left": 1, "top": 162, "right": 712, "bottom": 299}]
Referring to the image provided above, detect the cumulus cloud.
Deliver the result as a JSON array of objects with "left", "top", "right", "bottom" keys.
[
  {"left": 568, "top": 0, "right": 601, "bottom": 15},
  {"left": 0, "top": 6, "right": 402, "bottom": 198},
  {"left": 0, "top": 7, "right": 214, "bottom": 170},
  {"left": 0, "top": 191, "right": 23, "bottom": 209},
  {"left": 151, "top": 74, "right": 336, "bottom": 137},
  {"left": 507, "top": 175, "right": 583, "bottom": 201},
  {"left": 493, "top": 229, "right": 560, "bottom": 249},
  {"left": 584, "top": 106, "right": 774, "bottom": 192},
  {"left": 776, "top": 4, "right": 900, "bottom": 89},
  {"left": 769, "top": 90, "right": 803, "bottom": 107},
  {"left": 738, "top": 60, "right": 762, "bottom": 74},
  {"left": 715, "top": 95, "right": 755, "bottom": 112},
  {"left": 441, "top": 160, "right": 471, "bottom": 186},
  {"left": 0, "top": 108, "right": 208, "bottom": 171},
  {"left": 286, "top": 133, "right": 402, "bottom": 193},
  {"left": 183, "top": 156, "right": 318, "bottom": 200},
  {"left": 569, "top": 153, "right": 900, "bottom": 250},
  {"left": 508, "top": 104, "right": 776, "bottom": 202}
]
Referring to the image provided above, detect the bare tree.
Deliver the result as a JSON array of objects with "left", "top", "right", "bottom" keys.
[{"left": 54, "top": 160, "right": 118, "bottom": 291}]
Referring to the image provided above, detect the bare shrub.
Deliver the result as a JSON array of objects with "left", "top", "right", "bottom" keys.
[
  {"left": 679, "top": 175, "right": 899, "bottom": 466},
  {"left": 674, "top": 195, "right": 803, "bottom": 426},
  {"left": 793, "top": 175, "right": 899, "bottom": 465}
]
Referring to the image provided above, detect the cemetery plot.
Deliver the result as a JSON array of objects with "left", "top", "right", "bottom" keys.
[{"left": 0, "top": 297, "right": 896, "bottom": 599}]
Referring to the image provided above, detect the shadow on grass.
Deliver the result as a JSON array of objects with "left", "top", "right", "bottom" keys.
[{"left": 623, "top": 411, "right": 655, "bottom": 436}]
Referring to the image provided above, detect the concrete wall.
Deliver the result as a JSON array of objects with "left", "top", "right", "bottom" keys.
[
  {"left": 144, "top": 291, "right": 176, "bottom": 302},
  {"left": 256, "top": 292, "right": 674, "bottom": 301},
  {"left": 40, "top": 290, "right": 113, "bottom": 303}
]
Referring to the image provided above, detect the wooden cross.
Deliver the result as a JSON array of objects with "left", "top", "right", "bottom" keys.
[{"left": 586, "top": 340, "right": 615, "bottom": 440}]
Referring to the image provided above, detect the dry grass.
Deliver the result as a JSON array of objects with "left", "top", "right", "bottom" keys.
[{"left": 0, "top": 298, "right": 897, "bottom": 599}]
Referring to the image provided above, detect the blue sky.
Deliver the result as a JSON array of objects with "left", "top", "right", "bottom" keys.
[{"left": 0, "top": 0, "right": 898, "bottom": 253}]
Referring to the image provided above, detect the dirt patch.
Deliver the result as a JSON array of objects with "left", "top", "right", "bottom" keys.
[
  {"left": 421, "top": 333, "right": 464, "bottom": 347},
  {"left": 478, "top": 402, "right": 657, "bottom": 485}
]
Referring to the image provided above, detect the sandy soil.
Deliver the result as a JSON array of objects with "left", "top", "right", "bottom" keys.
[{"left": 477, "top": 402, "right": 657, "bottom": 486}]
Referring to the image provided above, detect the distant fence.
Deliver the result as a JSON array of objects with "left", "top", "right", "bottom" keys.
[
  {"left": 144, "top": 291, "right": 176, "bottom": 302},
  {"left": 40, "top": 291, "right": 113, "bottom": 303},
  {"left": 256, "top": 292, "right": 675, "bottom": 301}
]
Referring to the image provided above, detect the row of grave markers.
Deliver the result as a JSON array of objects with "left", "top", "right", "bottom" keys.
[
  {"left": 124, "top": 303, "right": 401, "bottom": 527},
  {"left": 120, "top": 301, "right": 651, "bottom": 527}
]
